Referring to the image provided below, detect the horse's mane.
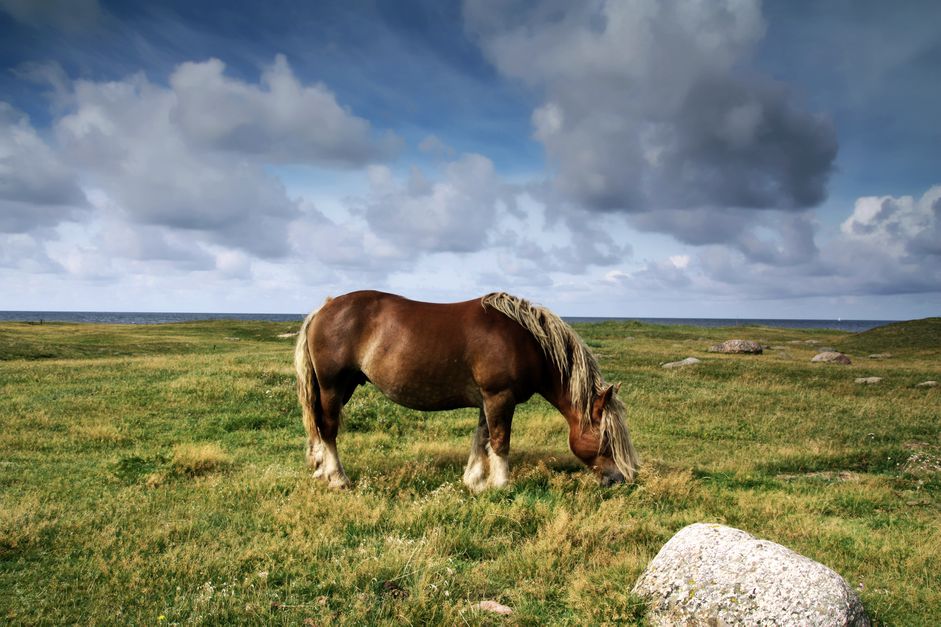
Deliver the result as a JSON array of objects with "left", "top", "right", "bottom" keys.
[{"left": 481, "top": 292, "right": 639, "bottom": 480}]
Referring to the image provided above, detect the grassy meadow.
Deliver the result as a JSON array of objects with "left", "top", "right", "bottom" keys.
[{"left": 1, "top": 317, "right": 939, "bottom": 624}]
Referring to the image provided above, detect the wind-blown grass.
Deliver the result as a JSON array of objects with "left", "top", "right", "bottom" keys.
[{"left": 0, "top": 319, "right": 938, "bottom": 624}]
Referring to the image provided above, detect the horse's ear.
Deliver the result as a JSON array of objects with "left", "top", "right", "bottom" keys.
[
  {"left": 601, "top": 384, "right": 616, "bottom": 405},
  {"left": 614, "top": 382, "right": 622, "bottom": 395}
]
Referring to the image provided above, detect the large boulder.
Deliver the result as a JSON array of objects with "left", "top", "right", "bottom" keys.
[
  {"left": 812, "top": 351, "right": 852, "bottom": 364},
  {"left": 632, "top": 523, "right": 869, "bottom": 626},
  {"left": 708, "top": 339, "right": 763, "bottom": 354}
]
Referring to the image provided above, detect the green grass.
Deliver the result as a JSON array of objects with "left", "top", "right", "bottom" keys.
[
  {"left": 837, "top": 317, "right": 941, "bottom": 358},
  {"left": 1, "top": 319, "right": 939, "bottom": 624}
]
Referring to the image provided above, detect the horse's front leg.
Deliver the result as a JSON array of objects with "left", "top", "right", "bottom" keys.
[
  {"left": 462, "top": 409, "right": 490, "bottom": 494},
  {"left": 483, "top": 392, "right": 515, "bottom": 490}
]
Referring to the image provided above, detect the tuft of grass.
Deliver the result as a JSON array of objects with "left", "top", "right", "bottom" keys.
[{"left": 171, "top": 443, "right": 233, "bottom": 477}]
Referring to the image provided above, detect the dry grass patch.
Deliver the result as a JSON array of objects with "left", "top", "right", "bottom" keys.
[
  {"left": 0, "top": 495, "right": 60, "bottom": 558},
  {"left": 71, "top": 421, "right": 129, "bottom": 444},
  {"left": 171, "top": 443, "right": 233, "bottom": 477}
]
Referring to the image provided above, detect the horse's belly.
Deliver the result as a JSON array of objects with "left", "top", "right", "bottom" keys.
[{"left": 366, "top": 371, "right": 481, "bottom": 411}]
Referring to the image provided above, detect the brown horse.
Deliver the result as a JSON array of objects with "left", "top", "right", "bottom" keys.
[{"left": 294, "top": 290, "right": 639, "bottom": 492}]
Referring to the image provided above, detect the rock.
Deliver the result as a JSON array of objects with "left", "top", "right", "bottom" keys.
[
  {"left": 708, "top": 339, "right": 763, "bottom": 354},
  {"left": 855, "top": 377, "right": 882, "bottom": 384},
  {"left": 632, "top": 523, "right": 870, "bottom": 627},
  {"left": 916, "top": 380, "right": 938, "bottom": 388},
  {"left": 811, "top": 351, "right": 852, "bottom": 364},
  {"left": 473, "top": 600, "right": 513, "bottom": 615},
  {"left": 662, "top": 357, "right": 701, "bottom": 369},
  {"left": 868, "top": 353, "right": 891, "bottom": 359},
  {"left": 276, "top": 332, "right": 299, "bottom": 338}
]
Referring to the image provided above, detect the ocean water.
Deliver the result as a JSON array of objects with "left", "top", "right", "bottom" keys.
[{"left": 0, "top": 311, "right": 894, "bottom": 333}]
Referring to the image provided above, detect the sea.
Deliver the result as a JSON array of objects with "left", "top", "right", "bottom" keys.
[{"left": 0, "top": 311, "right": 893, "bottom": 333}]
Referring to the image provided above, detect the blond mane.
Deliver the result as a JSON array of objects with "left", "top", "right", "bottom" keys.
[{"left": 481, "top": 292, "right": 639, "bottom": 480}]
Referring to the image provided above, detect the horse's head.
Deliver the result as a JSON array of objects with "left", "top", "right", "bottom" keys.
[{"left": 569, "top": 382, "right": 628, "bottom": 486}]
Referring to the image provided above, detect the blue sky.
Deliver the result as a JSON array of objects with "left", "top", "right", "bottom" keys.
[{"left": 1, "top": 0, "right": 939, "bottom": 319}]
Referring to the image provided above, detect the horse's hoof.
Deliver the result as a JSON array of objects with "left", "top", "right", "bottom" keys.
[
  {"left": 463, "top": 475, "right": 489, "bottom": 494},
  {"left": 463, "top": 464, "right": 488, "bottom": 494}
]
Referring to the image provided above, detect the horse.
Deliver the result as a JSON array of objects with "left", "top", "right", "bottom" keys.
[{"left": 294, "top": 290, "right": 639, "bottom": 492}]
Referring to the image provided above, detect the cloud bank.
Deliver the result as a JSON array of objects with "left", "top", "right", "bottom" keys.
[{"left": 465, "top": 0, "right": 837, "bottom": 220}]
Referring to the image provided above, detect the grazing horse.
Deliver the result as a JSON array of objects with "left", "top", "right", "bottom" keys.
[{"left": 294, "top": 291, "right": 639, "bottom": 492}]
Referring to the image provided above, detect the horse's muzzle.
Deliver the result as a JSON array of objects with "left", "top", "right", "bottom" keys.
[{"left": 599, "top": 469, "right": 626, "bottom": 487}]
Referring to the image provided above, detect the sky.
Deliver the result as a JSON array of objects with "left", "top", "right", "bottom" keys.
[{"left": 0, "top": 0, "right": 939, "bottom": 319}]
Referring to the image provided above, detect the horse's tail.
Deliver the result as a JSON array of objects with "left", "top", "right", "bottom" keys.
[{"left": 294, "top": 306, "right": 322, "bottom": 447}]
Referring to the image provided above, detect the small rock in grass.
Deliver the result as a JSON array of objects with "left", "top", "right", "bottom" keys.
[
  {"left": 855, "top": 377, "right": 882, "bottom": 384},
  {"left": 916, "top": 380, "right": 938, "bottom": 387},
  {"left": 382, "top": 580, "right": 408, "bottom": 599},
  {"left": 277, "top": 332, "right": 299, "bottom": 338},
  {"left": 811, "top": 351, "right": 852, "bottom": 364},
  {"left": 708, "top": 339, "right": 763, "bottom": 354},
  {"left": 868, "top": 353, "right": 892, "bottom": 359},
  {"left": 662, "top": 357, "right": 701, "bottom": 369},
  {"left": 632, "top": 523, "right": 870, "bottom": 626},
  {"left": 474, "top": 600, "right": 513, "bottom": 615}
]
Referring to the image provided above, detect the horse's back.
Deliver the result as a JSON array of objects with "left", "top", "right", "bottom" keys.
[{"left": 308, "top": 291, "right": 546, "bottom": 409}]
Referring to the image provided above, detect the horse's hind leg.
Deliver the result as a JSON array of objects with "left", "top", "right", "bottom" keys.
[
  {"left": 308, "top": 434, "right": 326, "bottom": 478},
  {"left": 462, "top": 409, "right": 490, "bottom": 494},
  {"left": 316, "top": 387, "right": 352, "bottom": 490}
]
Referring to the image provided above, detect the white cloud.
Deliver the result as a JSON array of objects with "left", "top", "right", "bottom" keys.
[
  {"left": 609, "top": 185, "right": 941, "bottom": 300},
  {"left": 44, "top": 54, "right": 403, "bottom": 261},
  {"left": 53, "top": 73, "right": 299, "bottom": 258},
  {"left": 359, "top": 153, "right": 507, "bottom": 254},
  {"left": 170, "top": 55, "right": 399, "bottom": 166},
  {"left": 0, "top": 102, "right": 86, "bottom": 233},
  {"left": 0, "top": 54, "right": 403, "bottom": 268},
  {"left": 841, "top": 187, "right": 941, "bottom": 258},
  {"left": 669, "top": 255, "right": 690, "bottom": 269}
]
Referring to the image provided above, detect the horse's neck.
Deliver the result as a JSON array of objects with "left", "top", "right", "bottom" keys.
[{"left": 541, "top": 370, "right": 582, "bottom": 429}]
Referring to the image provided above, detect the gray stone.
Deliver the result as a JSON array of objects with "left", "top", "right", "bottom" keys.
[
  {"left": 632, "top": 523, "right": 869, "bottom": 627},
  {"left": 811, "top": 351, "right": 852, "bottom": 364},
  {"left": 854, "top": 377, "right": 882, "bottom": 384},
  {"left": 868, "top": 353, "right": 891, "bottom": 359},
  {"left": 662, "top": 357, "right": 702, "bottom": 369},
  {"left": 916, "top": 380, "right": 938, "bottom": 387},
  {"left": 708, "top": 339, "right": 763, "bottom": 354}
]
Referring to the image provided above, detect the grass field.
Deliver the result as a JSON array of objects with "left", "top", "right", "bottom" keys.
[{"left": 1, "top": 317, "right": 939, "bottom": 624}]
